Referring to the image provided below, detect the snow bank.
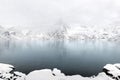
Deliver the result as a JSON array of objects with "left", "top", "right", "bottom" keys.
[
  {"left": 0, "top": 63, "right": 14, "bottom": 73},
  {"left": 103, "top": 63, "right": 120, "bottom": 80},
  {"left": 0, "top": 63, "right": 119, "bottom": 80},
  {"left": 0, "top": 63, "right": 26, "bottom": 80},
  {"left": 26, "top": 68, "right": 65, "bottom": 80},
  {"left": 24, "top": 63, "right": 120, "bottom": 80},
  {"left": 26, "top": 69, "right": 113, "bottom": 80}
]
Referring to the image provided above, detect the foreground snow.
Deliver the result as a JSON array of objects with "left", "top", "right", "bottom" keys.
[
  {"left": 0, "top": 63, "right": 120, "bottom": 80},
  {"left": 26, "top": 69, "right": 112, "bottom": 80},
  {"left": 103, "top": 64, "right": 120, "bottom": 80},
  {"left": 0, "top": 63, "right": 26, "bottom": 80},
  {"left": 0, "top": 25, "right": 120, "bottom": 42}
]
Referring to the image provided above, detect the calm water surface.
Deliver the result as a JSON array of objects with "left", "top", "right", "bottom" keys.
[{"left": 0, "top": 40, "right": 120, "bottom": 76}]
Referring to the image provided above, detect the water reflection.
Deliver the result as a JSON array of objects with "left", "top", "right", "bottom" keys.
[
  {"left": 0, "top": 40, "right": 120, "bottom": 76},
  {"left": 0, "top": 40, "right": 11, "bottom": 53}
]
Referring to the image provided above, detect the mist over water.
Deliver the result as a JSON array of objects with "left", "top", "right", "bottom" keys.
[{"left": 0, "top": 40, "right": 120, "bottom": 76}]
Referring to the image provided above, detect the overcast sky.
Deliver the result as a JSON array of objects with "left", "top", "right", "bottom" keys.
[{"left": 0, "top": 0, "right": 120, "bottom": 31}]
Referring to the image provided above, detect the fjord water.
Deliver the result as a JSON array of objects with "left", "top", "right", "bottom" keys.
[{"left": 0, "top": 40, "right": 120, "bottom": 76}]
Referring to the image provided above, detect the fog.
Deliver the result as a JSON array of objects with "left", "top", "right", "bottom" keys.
[{"left": 0, "top": 0, "right": 120, "bottom": 32}]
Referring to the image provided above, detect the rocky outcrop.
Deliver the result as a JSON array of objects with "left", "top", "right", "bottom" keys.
[
  {"left": 0, "top": 63, "right": 26, "bottom": 80},
  {"left": 103, "top": 64, "right": 120, "bottom": 80}
]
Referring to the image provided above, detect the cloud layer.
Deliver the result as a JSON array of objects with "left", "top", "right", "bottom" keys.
[{"left": 0, "top": 0, "right": 120, "bottom": 31}]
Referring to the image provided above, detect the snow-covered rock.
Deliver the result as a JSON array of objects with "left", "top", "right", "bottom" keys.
[
  {"left": 0, "top": 63, "right": 26, "bottom": 80},
  {"left": 53, "top": 68, "right": 65, "bottom": 76},
  {"left": 26, "top": 69, "right": 113, "bottom": 80},
  {"left": 0, "top": 63, "right": 14, "bottom": 73},
  {"left": 103, "top": 63, "right": 120, "bottom": 80},
  {"left": 26, "top": 69, "right": 55, "bottom": 80}
]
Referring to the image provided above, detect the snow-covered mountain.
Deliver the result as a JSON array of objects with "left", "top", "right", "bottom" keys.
[{"left": 0, "top": 25, "right": 120, "bottom": 41}]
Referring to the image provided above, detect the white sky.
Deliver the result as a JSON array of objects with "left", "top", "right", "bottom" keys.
[{"left": 0, "top": 0, "right": 120, "bottom": 31}]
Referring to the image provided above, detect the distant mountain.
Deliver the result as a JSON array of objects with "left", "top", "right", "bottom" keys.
[{"left": 0, "top": 25, "right": 120, "bottom": 42}]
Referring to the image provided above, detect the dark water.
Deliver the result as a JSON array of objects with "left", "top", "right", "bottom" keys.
[{"left": 0, "top": 40, "right": 120, "bottom": 76}]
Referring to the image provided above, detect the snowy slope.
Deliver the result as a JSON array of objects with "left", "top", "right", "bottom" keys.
[{"left": 0, "top": 25, "right": 120, "bottom": 41}]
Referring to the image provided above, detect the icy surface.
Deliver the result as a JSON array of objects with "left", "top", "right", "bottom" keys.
[{"left": 0, "top": 63, "right": 120, "bottom": 80}]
